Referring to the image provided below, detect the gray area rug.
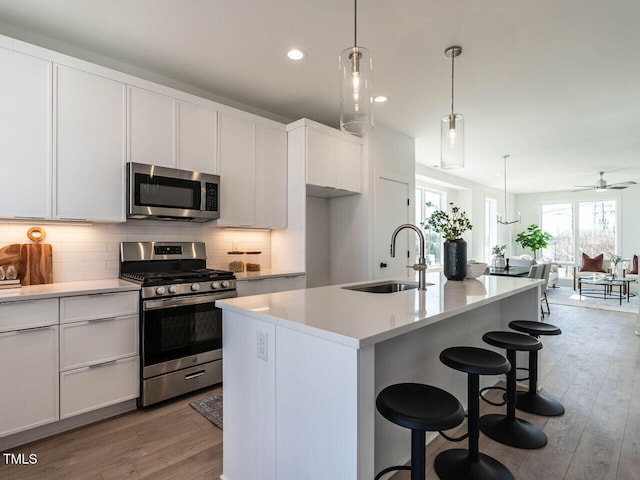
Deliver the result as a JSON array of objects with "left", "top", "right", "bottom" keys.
[
  {"left": 190, "top": 393, "right": 223, "bottom": 430},
  {"left": 546, "top": 285, "right": 639, "bottom": 314}
]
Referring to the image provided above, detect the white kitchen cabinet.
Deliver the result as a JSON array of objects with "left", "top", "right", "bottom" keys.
[
  {"left": 0, "top": 298, "right": 59, "bottom": 438},
  {"left": 289, "top": 119, "right": 362, "bottom": 197},
  {"left": 178, "top": 100, "right": 217, "bottom": 174},
  {"left": 128, "top": 86, "right": 175, "bottom": 168},
  {"left": 237, "top": 275, "right": 306, "bottom": 297},
  {"left": 59, "top": 292, "right": 139, "bottom": 418},
  {"left": 129, "top": 87, "right": 218, "bottom": 175},
  {"left": 0, "top": 48, "right": 52, "bottom": 219},
  {"left": 55, "top": 65, "right": 126, "bottom": 222},
  {"left": 218, "top": 111, "right": 287, "bottom": 228},
  {"left": 256, "top": 123, "right": 287, "bottom": 228}
]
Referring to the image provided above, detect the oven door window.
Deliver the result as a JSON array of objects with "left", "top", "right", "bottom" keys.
[
  {"left": 135, "top": 173, "right": 201, "bottom": 210},
  {"left": 143, "top": 301, "right": 221, "bottom": 367}
]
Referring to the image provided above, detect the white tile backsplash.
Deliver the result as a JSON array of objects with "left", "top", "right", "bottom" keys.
[{"left": 0, "top": 221, "right": 271, "bottom": 282}]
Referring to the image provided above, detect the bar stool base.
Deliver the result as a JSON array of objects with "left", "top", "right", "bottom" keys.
[
  {"left": 479, "top": 414, "right": 547, "bottom": 449},
  {"left": 516, "top": 391, "right": 565, "bottom": 416},
  {"left": 434, "top": 449, "right": 514, "bottom": 480}
]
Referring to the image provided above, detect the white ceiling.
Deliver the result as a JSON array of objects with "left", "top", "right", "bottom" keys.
[{"left": 0, "top": 0, "right": 638, "bottom": 194}]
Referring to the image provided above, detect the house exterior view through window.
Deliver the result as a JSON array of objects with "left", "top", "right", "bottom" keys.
[
  {"left": 416, "top": 187, "right": 444, "bottom": 265},
  {"left": 541, "top": 200, "right": 617, "bottom": 266}
]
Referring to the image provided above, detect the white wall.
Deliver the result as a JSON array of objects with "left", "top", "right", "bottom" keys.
[{"left": 515, "top": 187, "right": 640, "bottom": 260}]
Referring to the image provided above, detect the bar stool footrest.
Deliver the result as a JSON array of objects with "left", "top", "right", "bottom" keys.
[
  {"left": 434, "top": 448, "right": 515, "bottom": 480},
  {"left": 479, "top": 413, "right": 547, "bottom": 449},
  {"left": 374, "top": 465, "right": 411, "bottom": 480},
  {"left": 439, "top": 429, "right": 469, "bottom": 443},
  {"left": 480, "top": 386, "right": 508, "bottom": 406}
]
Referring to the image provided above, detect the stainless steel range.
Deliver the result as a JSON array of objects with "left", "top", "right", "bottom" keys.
[{"left": 120, "top": 242, "right": 236, "bottom": 407}]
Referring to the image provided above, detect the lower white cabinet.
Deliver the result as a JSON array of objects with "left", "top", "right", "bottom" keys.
[
  {"left": 60, "top": 356, "right": 139, "bottom": 419},
  {"left": 237, "top": 275, "right": 306, "bottom": 297},
  {"left": 0, "top": 324, "right": 59, "bottom": 437}
]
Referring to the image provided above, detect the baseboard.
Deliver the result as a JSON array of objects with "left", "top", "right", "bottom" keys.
[{"left": 0, "top": 399, "right": 137, "bottom": 451}]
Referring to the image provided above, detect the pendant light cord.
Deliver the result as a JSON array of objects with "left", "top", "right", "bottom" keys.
[
  {"left": 450, "top": 50, "right": 455, "bottom": 115},
  {"left": 503, "top": 154, "right": 509, "bottom": 215},
  {"left": 354, "top": 0, "right": 357, "bottom": 48}
]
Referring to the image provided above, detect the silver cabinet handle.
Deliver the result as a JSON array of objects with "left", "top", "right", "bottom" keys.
[
  {"left": 89, "top": 360, "right": 117, "bottom": 369},
  {"left": 185, "top": 370, "right": 206, "bottom": 380},
  {"left": 88, "top": 316, "right": 117, "bottom": 323},
  {"left": 16, "top": 325, "right": 54, "bottom": 334}
]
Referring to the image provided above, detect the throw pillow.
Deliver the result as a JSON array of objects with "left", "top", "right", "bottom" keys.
[
  {"left": 629, "top": 254, "right": 638, "bottom": 274},
  {"left": 581, "top": 253, "right": 606, "bottom": 272}
]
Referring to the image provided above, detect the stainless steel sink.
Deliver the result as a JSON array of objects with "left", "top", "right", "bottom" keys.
[{"left": 342, "top": 280, "right": 430, "bottom": 294}]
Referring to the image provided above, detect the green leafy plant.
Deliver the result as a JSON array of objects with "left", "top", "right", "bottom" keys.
[
  {"left": 608, "top": 253, "right": 622, "bottom": 269},
  {"left": 492, "top": 245, "right": 506, "bottom": 256},
  {"left": 515, "top": 224, "right": 552, "bottom": 259},
  {"left": 423, "top": 202, "right": 473, "bottom": 241}
]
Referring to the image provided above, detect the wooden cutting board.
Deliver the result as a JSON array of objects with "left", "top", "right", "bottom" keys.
[{"left": 0, "top": 227, "right": 53, "bottom": 285}]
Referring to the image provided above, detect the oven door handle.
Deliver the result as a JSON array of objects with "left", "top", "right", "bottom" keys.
[{"left": 143, "top": 291, "right": 237, "bottom": 311}]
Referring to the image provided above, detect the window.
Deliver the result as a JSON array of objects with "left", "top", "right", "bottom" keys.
[
  {"left": 415, "top": 187, "right": 445, "bottom": 265},
  {"left": 484, "top": 197, "right": 498, "bottom": 263},
  {"left": 541, "top": 203, "right": 574, "bottom": 263},
  {"left": 578, "top": 200, "right": 616, "bottom": 257},
  {"left": 540, "top": 199, "right": 617, "bottom": 265}
]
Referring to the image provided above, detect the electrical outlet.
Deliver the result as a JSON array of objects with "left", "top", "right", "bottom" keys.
[{"left": 257, "top": 330, "right": 268, "bottom": 361}]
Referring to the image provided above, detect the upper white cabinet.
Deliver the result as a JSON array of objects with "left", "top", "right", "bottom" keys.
[
  {"left": 178, "top": 101, "right": 217, "bottom": 174},
  {"left": 289, "top": 119, "right": 362, "bottom": 198},
  {"left": 55, "top": 65, "right": 126, "bottom": 222},
  {"left": 218, "top": 111, "right": 287, "bottom": 228},
  {"left": 128, "top": 86, "right": 217, "bottom": 174},
  {"left": 128, "top": 87, "right": 175, "bottom": 168},
  {"left": 0, "top": 48, "right": 52, "bottom": 219}
]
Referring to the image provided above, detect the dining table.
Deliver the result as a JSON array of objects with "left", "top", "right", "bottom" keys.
[{"left": 488, "top": 266, "right": 531, "bottom": 277}]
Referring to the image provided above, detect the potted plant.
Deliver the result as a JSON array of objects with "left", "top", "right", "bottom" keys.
[
  {"left": 424, "top": 202, "right": 473, "bottom": 280},
  {"left": 514, "top": 224, "right": 552, "bottom": 261},
  {"left": 608, "top": 253, "right": 623, "bottom": 277},
  {"left": 491, "top": 244, "right": 507, "bottom": 269}
]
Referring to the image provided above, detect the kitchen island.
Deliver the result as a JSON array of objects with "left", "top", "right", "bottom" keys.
[{"left": 218, "top": 272, "right": 542, "bottom": 480}]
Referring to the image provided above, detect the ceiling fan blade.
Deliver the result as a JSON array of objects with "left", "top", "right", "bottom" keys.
[
  {"left": 570, "top": 187, "right": 594, "bottom": 192},
  {"left": 607, "top": 186, "right": 628, "bottom": 190},
  {"left": 608, "top": 180, "right": 637, "bottom": 187},
  {"left": 572, "top": 184, "right": 595, "bottom": 188}
]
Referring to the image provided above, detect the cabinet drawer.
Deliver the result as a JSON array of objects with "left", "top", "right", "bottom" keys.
[
  {"left": 60, "top": 356, "right": 139, "bottom": 418},
  {"left": 60, "top": 291, "right": 139, "bottom": 324},
  {"left": 0, "top": 298, "right": 58, "bottom": 333},
  {"left": 60, "top": 315, "right": 138, "bottom": 371}
]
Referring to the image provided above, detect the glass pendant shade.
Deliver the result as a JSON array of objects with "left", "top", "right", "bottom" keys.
[
  {"left": 339, "top": 46, "right": 373, "bottom": 135},
  {"left": 440, "top": 113, "right": 464, "bottom": 168}
]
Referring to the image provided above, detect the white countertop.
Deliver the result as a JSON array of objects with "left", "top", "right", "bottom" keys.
[
  {"left": 0, "top": 279, "right": 140, "bottom": 302},
  {"left": 234, "top": 269, "right": 305, "bottom": 281},
  {"left": 218, "top": 272, "right": 542, "bottom": 348}
]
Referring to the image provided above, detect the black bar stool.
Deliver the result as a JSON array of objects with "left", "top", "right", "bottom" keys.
[
  {"left": 435, "top": 346, "right": 514, "bottom": 480},
  {"left": 375, "top": 382, "right": 465, "bottom": 480},
  {"left": 508, "top": 320, "right": 564, "bottom": 416},
  {"left": 480, "top": 331, "right": 548, "bottom": 449}
]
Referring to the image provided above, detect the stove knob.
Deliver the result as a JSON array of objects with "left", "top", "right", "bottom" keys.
[
  {"left": 211, "top": 281, "right": 221, "bottom": 290},
  {"left": 155, "top": 286, "right": 166, "bottom": 295},
  {"left": 191, "top": 283, "right": 200, "bottom": 292},
  {"left": 168, "top": 285, "right": 177, "bottom": 294},
  {"left": 221, "top": 280, "right": 230, "bottom": 288}
]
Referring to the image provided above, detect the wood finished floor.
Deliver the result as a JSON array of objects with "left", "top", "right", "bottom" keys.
[{"left": 1, "top": 304, "right": 638, "bottom": 479}]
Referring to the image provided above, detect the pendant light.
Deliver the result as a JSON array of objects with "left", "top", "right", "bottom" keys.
[
  {"left": 339, "top": 0, "right": 373, "bottom": 135},
  {"left": 440, "top": 46, "right": 464, "bottom": 169},
  {"left": 497, "top": 155, "right": 521, "bottom": 225}
]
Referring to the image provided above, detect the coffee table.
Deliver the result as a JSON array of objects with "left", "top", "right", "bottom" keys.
[{"left": 578, "top": 275, "right": 637, "bottom": 305}]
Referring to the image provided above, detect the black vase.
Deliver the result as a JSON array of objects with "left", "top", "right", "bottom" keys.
[{"left": 444, "top": 239, "right": 467, "bottom": 280}]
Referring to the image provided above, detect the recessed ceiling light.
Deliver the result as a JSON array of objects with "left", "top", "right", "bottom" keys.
[
  {"left": 374, "top": 95, "right": 388, "bottom": 103},
  {"left": 287, "top": 49, "right": 305, "bottom": 61}
]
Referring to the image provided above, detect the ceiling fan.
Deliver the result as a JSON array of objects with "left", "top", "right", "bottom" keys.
[{"left": 572, "top": 171, "right": 637, "bottom": 192}]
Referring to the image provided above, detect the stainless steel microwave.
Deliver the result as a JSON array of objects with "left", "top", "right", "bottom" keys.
[{"left": 127, "top": 162, "right": 220, "bottom": 222}]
